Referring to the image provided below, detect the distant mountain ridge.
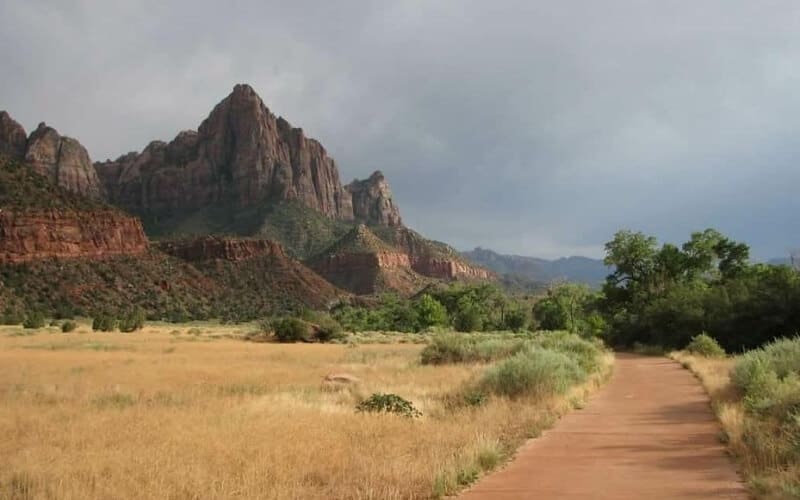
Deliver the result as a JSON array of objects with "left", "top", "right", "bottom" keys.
[{"left": 462, "top": 247, "right": 610, "bottom": 286}]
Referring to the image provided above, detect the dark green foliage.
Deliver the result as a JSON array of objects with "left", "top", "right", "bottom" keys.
[
  {"left": 119, "top": 308, "right": 146, "bottom": 332},
  {"left": 273, "top": 317, "right": 310, "bottom": 342},
  {"left": 61, "top": 320, "right": 77, "bottom": 333},
  {"left": 310, "top": 313, "right": 345, "bottom": 343},
  {"left": 22, "top": 312, "right": 45, "bottom": 329},
  {"left": 92, "top": 314, "right": 116, "bottom": 332},
  {"left": 356, "top": 393, "right": 422, "bottom": 418},
  {"left": 685, "top": 333, "right": 726, "bottom": 357},
  {"left": 601, "top": 228, "right": 800, "bottom": 351},
  {"left": 502, "top": 308, "right": 528, "bottom": 332}
]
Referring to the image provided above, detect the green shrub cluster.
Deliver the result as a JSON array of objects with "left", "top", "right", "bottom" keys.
[
  {"left": 22, "top": 312, "right": 45, "bottom": 329},
  {"left": 420, "top": 333, "right": 528, "bottom": 365},
  {"left": 356, "top": 393, "right": 422, "bottom": 418},
  {"left": 61, "top": 321, "right": 77, "bottom": 333},
  {"left": 478, "top": 348, "right": 586, "bottom": 399},
  {"left": 685, "top": 333, "right": 726, "bottom": 357},
  {"left": 92, "top": 314, "right": 116, "bottom": 332}
]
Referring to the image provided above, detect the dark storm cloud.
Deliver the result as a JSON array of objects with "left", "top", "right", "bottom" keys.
[{"left": 2, "top": 0, "right": 800, "bottom": 258}]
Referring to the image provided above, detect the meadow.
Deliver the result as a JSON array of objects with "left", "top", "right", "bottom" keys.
[{"left": 0, "top": 323, "right": 610, "bottom": 500}]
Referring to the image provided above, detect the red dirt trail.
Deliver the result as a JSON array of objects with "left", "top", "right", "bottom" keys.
[{"left": 460, "top": 354, "right": 749, "bottom": 499}]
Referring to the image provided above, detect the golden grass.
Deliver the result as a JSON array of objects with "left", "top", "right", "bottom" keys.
[
  {"left": 1, "top": 323, "right": 611, "bottom": 500},
  {"left": 671, "top": 351, "right": 800, "bottom": 499}
]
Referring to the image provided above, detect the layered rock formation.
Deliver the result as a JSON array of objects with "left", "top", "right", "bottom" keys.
[
  {"left": 160, "top": 235, "right": 347, "bottom": 308},
  {"left": 346, "top": 171, "right": 402, "bottom": 226},
  {"left": 0, "top": 209, "right": 148, "bottom": 264},
  {"left": 311, "top": 224, "right": 427, "bottom": 295},
  {"left": 0, "top": 111, "right": 104, "bottom": 198},
  {"left": 159, "top": 236, "right": 286, "bottom": 262},
  {"left": 376, "top": 226, "right": 494, "bottom": 281}
]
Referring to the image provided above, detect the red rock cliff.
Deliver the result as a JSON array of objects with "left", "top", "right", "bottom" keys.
[
  {"left": 0, "top": 209, "right": 149, "bottom": 264},
  {"left": 346, "top": 171, "right": 402, "bottom": 226},
  {"left": 158, "top": 236, "right": 286, "bottom": 262},
  {"left": 95, "top": 84, "right": 354, "bottom": 219}
]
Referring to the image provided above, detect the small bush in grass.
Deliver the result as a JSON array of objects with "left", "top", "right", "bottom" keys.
[
  {"left": 479, "top": 348, "right": 586, "bottom": 399},
  {"left": 356, "top": 393, "right": 422, "bottom": 418},
  {"left": 119, "top": 308, "right": 145, "bottom": 333},
  {"left": 685, "top": 333, "right": 726, "bottom": 357},
  {"left": 22, "top": 312, "right": 45, "bottom": 329},
  {"left": 61, "top": 321, "right": 77, "bottom": 333},
  {"left": 420, "top": 333, "right": 527, "bottom": 365},
  {"left": 273, "top": 317, "right": 310, "bottom": 343},
  {"left": 92, "top": 314, "right": 116, "bottom": 332},
  {"left": 313, "top": 316, "right": 345, "bottom": 343}
]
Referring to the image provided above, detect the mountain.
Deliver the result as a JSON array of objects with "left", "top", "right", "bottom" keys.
[
  {"left": 93, "top": 83, "right": 490, "bottom": 283},
  {"left": 0, "top": 111, "right": 104, "bottom": 198},
  {"left": 462, "top": 247, "right": 609, "bottom": 286},
  {"left": 94, "top": 84, "right": 395, "bottom": 231},
  {"left": 0, "top": 84, "right": 492, "bottom": 313},
  {"left": 310, "top": 224, "right": 428, "bottom": 295}
]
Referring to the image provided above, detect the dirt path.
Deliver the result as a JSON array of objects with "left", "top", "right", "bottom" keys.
[{"left": 460, "top": 354, "right": 748, "bottom": 499}]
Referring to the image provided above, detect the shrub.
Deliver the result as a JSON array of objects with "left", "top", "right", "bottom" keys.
[
  {"left": 314, "top": 316, "right": 345, "bottom": 343},
  {"left": 61, "top": 321, "right": 77, "bottom": 333},
  {"left": 356, "top": 393, "right": 422, "bottom": 418},
  {"left": 22, "top": 312, "right": 45, "bottom": 329},
  {"left": 273, "top": 317, "right": 310, "bottom": 343},
  {"left": 685, "top": 333, "right": 726, "bottom": 357},
  {"left": 415, "top": 294, "right": 448, "bottom": 330},
  {"left": 454, "top": 306, "right": 483, "bottom": 332},
  {"left": 478, "top": 348, "right": 586, "bottom": 399},
  {"left": 420, "top": 333, "right": 527, "bottom": 365},
  {"left": 532, "top": 332, "right": 603, "bottom": 373},
  {"left": 731, "top": 338, "right": 800, "bottom": 417},
  {"left": 503, "top": 309, "right": 528, "bottom": 332},
  {"left": 92, "top": 314, "right": 116, "bottom": 332},
  {"left": 119, "top": 309, "right": 145, "bottom": 333}
]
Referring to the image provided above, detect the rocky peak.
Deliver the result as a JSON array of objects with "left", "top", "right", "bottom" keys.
[
  {"left": 24, "top": 121, "right": 104, "bottom": 199},
  {"left": 0, "top": 111, "right": 27, "bottom": 158},
  {"left": 98, "top": 83, "right": 355, "bottom": 220},
  {"left": 346, "top": 170, "right": 402, "bottom": 226}
]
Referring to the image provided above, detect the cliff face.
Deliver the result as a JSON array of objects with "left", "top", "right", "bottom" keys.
[
  {"left": 378, "top": 226, "right": 494, "bottom": 281},
  {"left": 0, "top": 209, "right": 148, "bottom": 264},
  {"left": 0, "top": 112, "right": 27, "bottom": 158},
  {"left": 346, "top": 171, "right": 402, "bottom": 226},
  {"left": 310, "top": 225, "right": 428, "bottom": 295},
  {"left": 0, "top": 112, "right": 104, "bottom": 198},
  {"left": 159, "top": 236, "right": 286, "bottom": 262},
  {"left": 96, "top": 84, "right": 354, "bottom": 219}
]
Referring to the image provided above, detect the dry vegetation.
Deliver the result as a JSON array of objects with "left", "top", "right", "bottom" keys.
[
  {"left": 1, "top": 323, "right": 611, "bottom": 500},
  {"left": 672, "top": 350, "right": 800, "bottom": 499}
]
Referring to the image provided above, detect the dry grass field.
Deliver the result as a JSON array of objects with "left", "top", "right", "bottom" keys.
[{"left": 1, "top": 323, "right": 610, "bottom": 500}]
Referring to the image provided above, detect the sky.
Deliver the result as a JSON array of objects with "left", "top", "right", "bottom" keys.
[{"left": 2, "top": 1, "right": 800, "bottom": 260}]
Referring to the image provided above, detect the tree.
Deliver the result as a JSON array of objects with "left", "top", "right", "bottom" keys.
[{"left": 414, "top": 294, "right": 448, "bottom": 330}]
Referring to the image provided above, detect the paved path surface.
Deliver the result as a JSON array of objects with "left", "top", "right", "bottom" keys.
[{"left": 461, "top": 354, "right": 749, "bottom": 499}]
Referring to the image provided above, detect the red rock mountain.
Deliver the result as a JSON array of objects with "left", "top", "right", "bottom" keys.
[
  {"left": 310, "top": 224, "right": 428, "bottom": 295},
  {"left": 95, "top": 84, "right": 396, "bottom": 226},
  {"left": 0, "top": 157, "right": 147, "bottom": 264},
  {"left": 0, "top": 111, "right": 104, "bottom": 198}
]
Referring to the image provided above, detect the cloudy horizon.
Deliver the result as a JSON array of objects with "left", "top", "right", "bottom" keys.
[{"left": 2, "top": 1, "right": 799, "bottom": 260}]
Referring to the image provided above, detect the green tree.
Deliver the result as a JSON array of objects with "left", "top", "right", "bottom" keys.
[{"left": 414, "top": 294, "right": 448, "bottom": 330}]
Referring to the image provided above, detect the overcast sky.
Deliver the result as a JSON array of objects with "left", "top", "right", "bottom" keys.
[{"left": 2, "top": 1, "right": 799, "bottom": 259}]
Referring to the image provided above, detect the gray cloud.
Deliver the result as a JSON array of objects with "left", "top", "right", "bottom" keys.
[{"left": 2, "top": 0, "right": 800, "bottom": 259}]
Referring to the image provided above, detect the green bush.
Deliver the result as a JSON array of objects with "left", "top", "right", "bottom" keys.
[
  {"left": 22, "top": 312, "right": 45, "bottom": 329},
  {"left": 453, "top": 306, "right": 483, "bottom": 332},
  {"left": 420, "top": 333, "right": 527, "bottom": 365},
  {"left": 92, "top": 314, "right": 116, "bottom": 332},
  {"left": 478, "top": 348, "right": 586, "bottom": 399},
  {"left": 415, "top": 294, "right": 448, "bottom": 330},
  {"left": 119, "top": 309, "right": 145, "bottom": 333},
  {"left": 503, "top": 309, "right": 528, "bottom": 332},
  {"left": 314, "top": 316, "right": 345, "bottom": 343},
  {"left": 685, "top": 333, "right": 726, "bottom": 357},
  {"left": 356, "top": 393, "right": 422, "bottom": 418},
  {"left": 273, "top": 317, "right": 310, "bottom": 343},
  {"left": 532, "top": 332, "right": 603, "bottom": 373},
  {"left": 731, "top": 338, "right": 800, "bottom": 417},
  {"left": 61, "top": 321, "right": 77, "bottom": 333}
]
